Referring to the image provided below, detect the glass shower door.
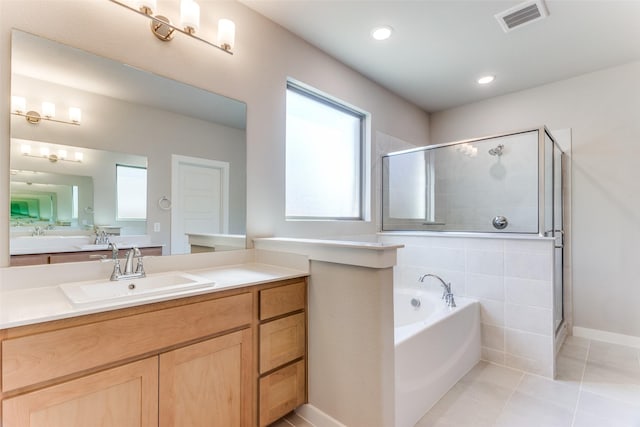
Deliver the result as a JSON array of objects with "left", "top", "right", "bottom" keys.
[
  {"left": 544, "top": 131, "right": 564, "bottom": 333},
  {"left": 553, "top": 144, "right": 565, "bottom": 332}
]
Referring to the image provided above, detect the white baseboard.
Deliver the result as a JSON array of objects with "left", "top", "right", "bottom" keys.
[
  {"left": 295, "top": 404, "right": 347, "bottom": 427},
  {"left": 573, "top": 326, "right": 640, "bottom": 349}
]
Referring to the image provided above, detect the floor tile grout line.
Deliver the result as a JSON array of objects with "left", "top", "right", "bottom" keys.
[
  {"left": 570, "top": 338, "right": 591, "bottom": 427},
  {"left": 493, "top": 367, "right": 526, "bottom": 424},
  {"left": 293, "top": 411, "right": 316, "bottom": 427}
]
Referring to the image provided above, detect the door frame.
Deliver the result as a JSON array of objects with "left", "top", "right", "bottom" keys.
[{"left": 171, "top": 155, "right": 230, "bottom": 254}]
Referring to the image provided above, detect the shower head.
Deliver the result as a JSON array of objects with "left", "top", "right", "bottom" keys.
[{"left": 488, "top": 144, "right": 504, "bottom": 156}]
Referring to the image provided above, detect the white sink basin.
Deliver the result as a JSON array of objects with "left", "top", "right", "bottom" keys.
[{"left": 60, "top": 272, "right": 215, "bottom": 306}]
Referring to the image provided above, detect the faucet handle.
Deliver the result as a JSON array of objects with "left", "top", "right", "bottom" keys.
[
  {"left": 110, "top": 258, "right": 122, "bottom": 281},
  {"left": 107, "top": 242, "right": 119, "bottom": 260},
  {"left": 135, "top": 255, "right": 145, "bottom": 276}
]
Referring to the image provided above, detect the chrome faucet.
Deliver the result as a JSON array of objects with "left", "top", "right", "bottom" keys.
[
  {"left": 419, "top": 273, "right": 456, "bottom": 308},
  {"left": 32, "top": 226, "right": 45, "bottom": 236},
  {"left": 108, "top": 243, "right": 145, "bottom": 281},
  {"left": 95, "top": 230, "right": 110, "bottom": 244}
]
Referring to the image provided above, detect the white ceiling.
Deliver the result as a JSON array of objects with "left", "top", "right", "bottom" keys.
[{"left": 241, "top": 0, "right": 640, "bottom": 112}]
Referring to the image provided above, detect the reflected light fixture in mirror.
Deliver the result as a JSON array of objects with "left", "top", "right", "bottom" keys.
[
  {"left": 20, "top": 143, "right": 84, "bottom": 164},
  {"left": 11, "top": 96, "right": 81, "bottom": 126},
  {"left": 110, "top": 0, "right": 236, "bottom": 53}
]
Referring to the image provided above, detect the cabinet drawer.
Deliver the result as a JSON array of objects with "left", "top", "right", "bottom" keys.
[
  {"left": 2, "top": 293, "right": 252, "bottom": 392},
  {"left": 260, "top": 281, "right": 305, "bottom": 320},
  {"left": 260, "top": 313, "right": 305, "bottom": 374},
  {"left": 259, "top": 360, "right": 306, "bottom": 427}
]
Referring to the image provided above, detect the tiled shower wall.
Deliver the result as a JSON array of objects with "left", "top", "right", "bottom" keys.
[{"left": 379, "top": 233, "right": 557, "bottom": 378}]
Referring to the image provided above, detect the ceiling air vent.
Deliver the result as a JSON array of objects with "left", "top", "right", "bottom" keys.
[{"left": 495, "top": 0, "right": 549, "bottom": 33}]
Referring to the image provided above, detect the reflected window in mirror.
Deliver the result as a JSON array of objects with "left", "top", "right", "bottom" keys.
[{"left": 116, "top": 165, "right": 147, "bottom": 221}]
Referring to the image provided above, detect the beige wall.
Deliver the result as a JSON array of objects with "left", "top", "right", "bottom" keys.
[
  {"left": 307, "top": 261, "right": 395, "bottom": 427},
  {"left": 430, "top": 61, "right": 640, "bottom": 338},
  {"left": 0, "top": 0, "right": 432, "bottom": 266}
]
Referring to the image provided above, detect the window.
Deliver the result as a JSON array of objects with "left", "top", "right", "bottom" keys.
[
  {"left": 116, "top": 165, "right": 147, "bottom": 220},
  {"left": 285, "top": 81, "right": 368, "bottom": 219},
  {"left": 72, "top": 185, "right": 79, "bottom": 220}
]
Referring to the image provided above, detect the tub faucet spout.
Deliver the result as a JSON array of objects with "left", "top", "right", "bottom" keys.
[{"left": 419, "top": 273, "right": 456, "bottom": 308}]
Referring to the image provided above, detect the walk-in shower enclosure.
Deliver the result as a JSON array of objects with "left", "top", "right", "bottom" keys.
[{"left": 382, "top": 126, "right": 565, "bottom": 330}]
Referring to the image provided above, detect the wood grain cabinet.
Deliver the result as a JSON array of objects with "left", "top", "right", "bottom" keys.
[
  {"left": 258, "top": 281, "right": 307, "bottom": 427},
  {"left": 1, "top": 292, "right": 253, "bottom": 427},
  {"left": 3, "top": 357, "right": 159, "bottom": 427},
  {"left": 0, "top": 276, "right": 308, "bottom": 427},
  {"left": 160, "top": 329, "right": 252, "bottom": 427}
]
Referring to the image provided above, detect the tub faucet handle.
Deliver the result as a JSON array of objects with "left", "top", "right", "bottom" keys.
[{"left": 419, "top": 273, "right": 456, "bottom": 308}]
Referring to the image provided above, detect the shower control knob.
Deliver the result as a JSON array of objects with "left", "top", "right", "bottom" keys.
[{"left": 492, "top": 216, "right": 508, "bottom": 230}]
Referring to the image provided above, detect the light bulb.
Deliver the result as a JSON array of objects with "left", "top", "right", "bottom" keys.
[
  {"left": 42, "top": 102, "right": 56, "bottom": 118},
  {"left": 11, "top": 96, "right": 26, "bottom": 113},
  {"left": 40, "top": 147, "right": 50, "bottom": 157},
  {"left": 180, "top": 0, "right": 200, "bottom": 33},
  {"left": 58, "top": 149, "right": 68, "bottom": 160},
  {"left": 75, "top": 152, "right": 84, "bottom": 162},
  {"left": 218, "top": 19, "right": 235, "bottom": 51},
  {"left": 69, "top": 107, "right": 82, "bottom": 123},
  {"left": 20, "top": 144, "right": 31, "bottom": 155}
]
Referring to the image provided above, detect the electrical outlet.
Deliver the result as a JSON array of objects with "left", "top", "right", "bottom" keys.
[{"left": 153, "top": 222, "right": 161, "bottom": 232}]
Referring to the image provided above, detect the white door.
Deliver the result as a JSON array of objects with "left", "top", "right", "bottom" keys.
[{"left": 171, "top": 155, "right": 229, "bottom": 254}]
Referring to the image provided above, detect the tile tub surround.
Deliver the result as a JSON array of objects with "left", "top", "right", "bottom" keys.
[{"left": 379, "top": 233, "right": 557, "bottom": 377}]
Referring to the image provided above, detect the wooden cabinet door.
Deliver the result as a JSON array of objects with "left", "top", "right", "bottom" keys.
[
  {"left": 159, "top": 329, "right": 253, "bottom": 427},
  {"left": 2, "top": 357, "right": 158, "bottom": 427}
]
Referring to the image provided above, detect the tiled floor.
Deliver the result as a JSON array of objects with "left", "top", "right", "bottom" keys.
[
  {"left": 274, "top": 336, "right": 640, "bottom": 427},
  {"left": 269, "top": 412, "right": 314, "bottom": 427}
]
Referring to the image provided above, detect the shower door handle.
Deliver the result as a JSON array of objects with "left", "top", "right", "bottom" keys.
[{"left": 545, "top": 229, "right": 564, "bottom": 248}]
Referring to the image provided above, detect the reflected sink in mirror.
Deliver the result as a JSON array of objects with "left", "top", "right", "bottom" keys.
[{"left": 60, "top": 272, "right": 215, "bottom": 306}]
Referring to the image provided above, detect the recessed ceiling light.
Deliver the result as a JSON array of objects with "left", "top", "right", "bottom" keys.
[
  {"left": 477, "top": 75, "right": 496, "bottom": 85},
  {"left": 371, "top": 26, "right": 393, "bottom": 41}
]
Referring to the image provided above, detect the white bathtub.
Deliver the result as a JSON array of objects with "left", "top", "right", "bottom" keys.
[{"left": 394, "top": 288, "right": 481, "bottom": 427}]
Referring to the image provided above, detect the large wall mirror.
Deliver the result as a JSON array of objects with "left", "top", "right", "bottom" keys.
[{"left": 9, "top": 30, "right": 247, "bottom": 264}]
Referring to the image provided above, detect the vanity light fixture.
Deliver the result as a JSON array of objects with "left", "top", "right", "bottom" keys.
[
  {"left": 20, "top": 144, "right": 84, "bottom": 164},
  {"left": 11, "top": 96, "right": 82, "bottom": 126},
  {"left": 109, "top": 0, "right": 235, "bottom": 54}
]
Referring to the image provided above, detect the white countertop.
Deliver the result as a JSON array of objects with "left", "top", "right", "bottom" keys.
[
  {"left": 0, "top": 262, "right": 307, "bottom": 329},
  {"left": 10, "top": 234, "right": 159, "bottom": 256},
  {"left": 253, "top": 237, "right": 403, "bottom": 269},
  {"left": 10, "top": 242, "right": 163, "bottom": 256}
]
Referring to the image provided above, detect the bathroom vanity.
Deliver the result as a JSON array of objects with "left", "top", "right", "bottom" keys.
[{"left": 0, "top": 263, "right": 308, "bottom": 427}]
